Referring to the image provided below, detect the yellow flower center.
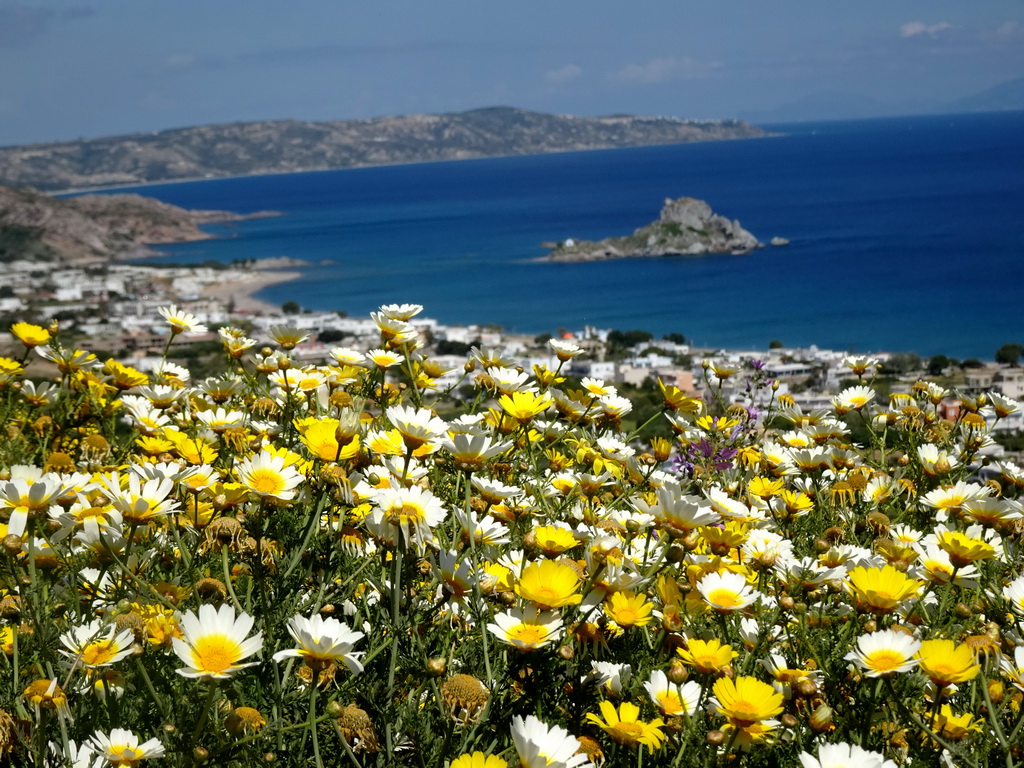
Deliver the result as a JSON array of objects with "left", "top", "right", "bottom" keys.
[
  {"left": 191, "top": 634, "right": 242, "bottom": 674},
  {"left": 926, "top": 662, "right": 957, "bottom": 680},
  {"left": 728, "top": 699, "right": 758, "bottom": 720},
  {"left": 657, "top": 692, "right": 683, "bottom": 715},
  {"left": 612, "top": 607, "right": 640, "bottom": 625},
  {"left": 610, "top": 721, "right": 643, "bottom": 743},
  {"left": 508, "top": 624, "right": 547, "bottom": 646},
  {"left": 81, "top": 640, "right": 119, "bottom": 667},
  {"left": 387, "top": 502, "right": 425, "bottom": 526},
  {"left": 109, "top": 745, "right": 142, "bottom": 765},
  {"left": 707, "top": 589, "right": 742, "bottom": 608},
  {"left": 529, "top": 586, "right": 561, "bottom": 603},
  {"left": 866, "top": 650, "right": 905, "bottom": 672},
  {"left": 693, "top": 653, "right": 722, "bottom": 671},
  {"left": 248, "top": 469, "right": 285, "bottom": 496}
]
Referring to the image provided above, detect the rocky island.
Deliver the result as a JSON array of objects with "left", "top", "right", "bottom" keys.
[
  {"left": 546, "top": 197, "right": 764, "bottom": 262},
  {"left": 0, "top": 184, "right": 276, "bottom": 263}
]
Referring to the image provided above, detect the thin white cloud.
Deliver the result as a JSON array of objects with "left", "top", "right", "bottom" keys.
[
  {"left": 0, "top": 5, "right": 54, "bottom": 47},
  {"left": 165, "top": 53, "right": 196, "bottom": 70},
  {"left": 543, "top": 64, "right": 583, "bottom": 87},
  {"left": 609, "top": 56, "right": 718, "bottom": 86},
  {"left": 995, "top": 21, "right": 1022, "bottom": 40},
  {"left": 900, "top": 21, "right": 953, "bottom": 39}
]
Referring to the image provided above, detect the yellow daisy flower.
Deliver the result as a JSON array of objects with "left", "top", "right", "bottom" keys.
[
  {"left": 449, "top": 753, "right": 508, "bottom": 768},
  {"left": 677, "top": 638, "right": 738, "bottom": 675},
  {"left": 916, "top": 639, "right": 981, "bottom": 688},
  {"left": 932, "top": 705, "right": 982, "bottom": 741},
  {"left": 499, "top": 391, "right": 553, "bottom": 424},
  {"left": 844, "top": 564, "right": 923, "bottom": 614},
  {"left": 10, "top": 322, "right": 50, "bottom": 348},
  {"left": 935, "top": 528, "right": 996, "bottom": 568},
  {"left": 298, "top": 418, "right": 361, "bottom": 462},
  {"left": 514, "top": 560, "right": 583, "bottom": 610},
  {"left": 747, "top": 476, "right": 784, "bottom": 501},
  {"left": 585, "top": 700, "right": 666, "bottom": 752},
  {"left": 603, "top": 590, "right": 654, "bottom": 628},
  {"left": 530, "top": 524, "right": 579, "bottom": 556},
  {"left": 712, "top": 675, "right": 784, "bottom": 727}
]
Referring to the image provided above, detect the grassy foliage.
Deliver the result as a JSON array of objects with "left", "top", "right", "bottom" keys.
[{"left": 0, "top": 311, "right": 1021, "bottom": 767}]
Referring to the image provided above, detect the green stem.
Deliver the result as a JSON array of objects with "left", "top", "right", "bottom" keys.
[
  {"left": 282, "top": 489, "right": 329, "bottom": 580},
  {"left": 133, "top": 657, "right": 172, "bottom": 723},
  {"left": 191, "top": 682, "right": 220, "bottom": 760},
  {"left": 464, "top": 476, "right": 493, "bottom": 685},
  {"left": 385, "top": 545, "right": 404, "bottom": 754},
  {"left": 169, "top": 514, "right": 192, "bottom": 570},
  {"left": 221, "top": 545, "right": 244, "bottom": 613},
  {"left": 332, "top": 720, "right": 365, "bottom": 768},
  {"left": 309, "top": 684, "right": 324, "bottom": 768}
]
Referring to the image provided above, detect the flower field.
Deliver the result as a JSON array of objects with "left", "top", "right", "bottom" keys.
[{"left": 0, "top": 305, "right": 1022, "bottom": 767}]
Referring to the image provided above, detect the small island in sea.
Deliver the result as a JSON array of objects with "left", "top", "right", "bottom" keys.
[{"left": 545, "top": 196, "right": 766, "bottom": 262}]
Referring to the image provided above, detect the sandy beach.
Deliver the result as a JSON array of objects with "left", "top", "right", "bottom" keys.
[{"left": 200, "top": 269, "right": 301, "bottom": 314}]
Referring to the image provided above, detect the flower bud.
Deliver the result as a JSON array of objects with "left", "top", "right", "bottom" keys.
[
  {"left": 795, "top": 680, "right": 818, "bottom": 698},
  {"left": 706, "top": 730, "right": 726, "bottom": 746},
  {"left": 809, "top": 702, "right": 834, "bottom": 733},
  {"left": 2, "top": 535, "right": 23, "bottom": 556},
  {"left": 988, "top": 679, "right": 1005, "bottom": 705},
  {"left": 325, "top": 700, "right": 346, "bottom": 717},
  {"left": 667, "top": 660, "right": 688, "bottom": 685}
]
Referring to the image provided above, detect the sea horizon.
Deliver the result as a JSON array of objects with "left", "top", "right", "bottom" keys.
[{"left": 95, "top": 110, "right": 1023, "bottom": 360}]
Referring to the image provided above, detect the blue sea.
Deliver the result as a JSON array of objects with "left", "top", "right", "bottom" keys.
[{"left": 109, "top": 111, "right": 1024, "bottom": 358}]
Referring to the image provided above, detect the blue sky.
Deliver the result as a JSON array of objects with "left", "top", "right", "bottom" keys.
[{"left": 2, "top": 0, "right": 1022, "bottom": 145}]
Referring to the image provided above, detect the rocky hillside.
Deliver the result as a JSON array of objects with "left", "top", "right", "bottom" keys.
[
  {"left": 0, "top": 107, "right": 767, "bottom": 191},
  {"left": 0, "top": 185, "right": 271, "bottom": 263},
  {"left": 547, "top": 197, "right": 763, "bottom": 262}
]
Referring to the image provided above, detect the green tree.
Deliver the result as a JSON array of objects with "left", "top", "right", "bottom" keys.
[
  {"left": 281, "top": 300, "right": 300, "bottom": 315},
  {"left": 927, "top": 355, "right": 950, "bottom": 376},
  {"left": 995, "top": 343, "right": 1023, "bottom": 366},
  {"left": 435, "top": 339, "right": 474, "bottom": 356},
  {"left": 880, "top": 353, "right": 922, "bottom": 375},
  {"left": 607, "top": 329, "right": 654, "bottom": 348},
  {"left": 769, "top": 339, "right": 784, "bottom": 350},
  {"left": 317, "top": 329, "right": 348, "bottom": 344}
]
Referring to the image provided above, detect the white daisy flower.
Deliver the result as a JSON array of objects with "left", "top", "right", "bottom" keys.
[{"left": 172, "top": 604, "right": 263, "bottom": 680}]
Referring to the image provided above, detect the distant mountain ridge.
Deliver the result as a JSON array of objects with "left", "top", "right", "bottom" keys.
[
  {"left": 944, "top": 77, "right": 1024, "bottom": 114},
  {"left": 0, "top": 107, "right": 766, "bottom": 192},
  {"left": 740, "top": 76, "right": 1024, "bottom": 124}
]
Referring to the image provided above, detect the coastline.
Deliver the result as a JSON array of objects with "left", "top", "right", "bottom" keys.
[
  {"left": 200, "top": 269, "right": 300, "bottom": 314},
  {"left": 48, "top": 134, "right": 776, "bottom": 196}
]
